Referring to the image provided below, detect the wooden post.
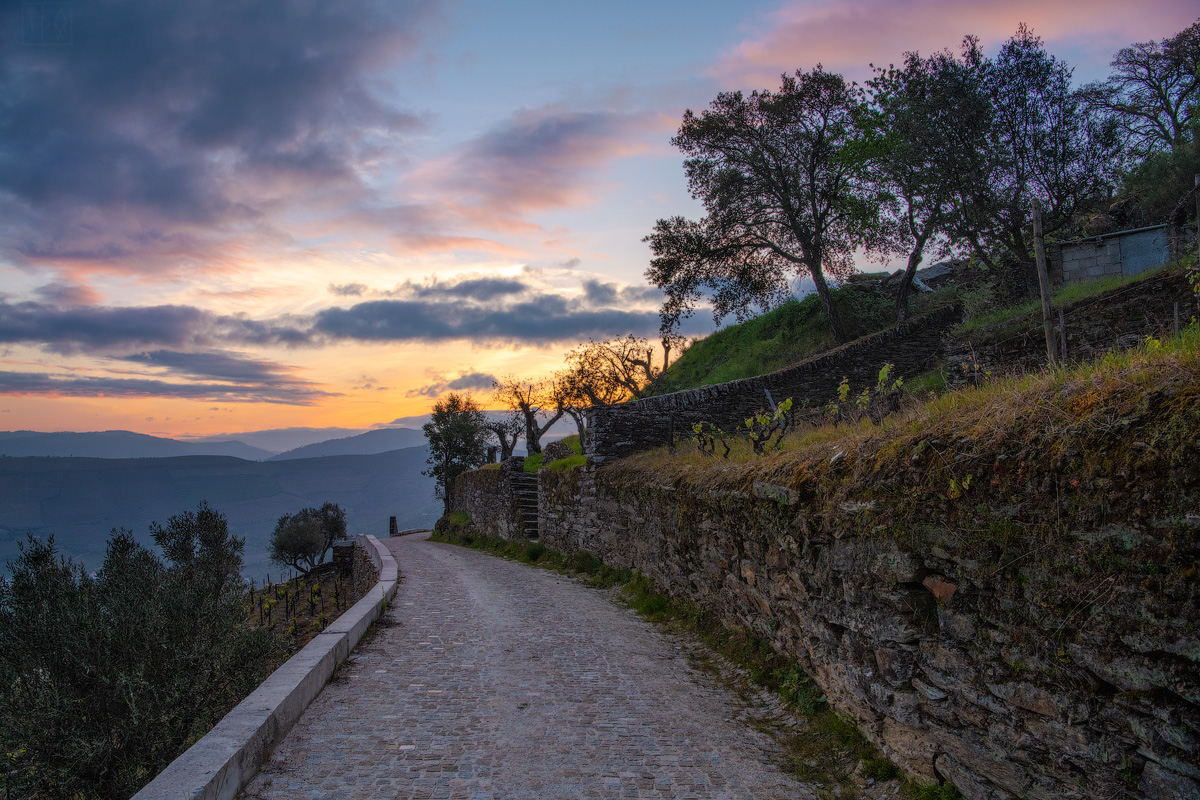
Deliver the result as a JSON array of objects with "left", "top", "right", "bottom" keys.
[
  {"left": 1033, "top": 200, "right": 1057, "bottom": 367},
  {"left": 1058, "top": 308, "right": 1068, "bottom": 363}
]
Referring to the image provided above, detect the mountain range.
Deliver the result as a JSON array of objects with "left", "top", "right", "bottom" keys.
[
  {"left": 0, "top": 446, "right": 439, "bottom": 580},
  {"left": 0, "top": 430, "right": 273, "bottom": 460},
  {"left": 267, "top": 427, "right": 427, "bottom": 460}
]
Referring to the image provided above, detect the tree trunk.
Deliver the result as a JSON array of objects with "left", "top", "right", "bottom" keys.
[
  {"left": 522, "top": 408, "right": 541, "bottom": 454},
  {"left": 894, "top": 239, "right": 927, "bottom": 323},
  {"left": 808, "top": 265, "right": 847, "bottom": 342}
]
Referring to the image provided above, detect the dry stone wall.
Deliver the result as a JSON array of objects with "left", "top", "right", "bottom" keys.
[
  {"left": 585, "top": 304, "right": 962, "bottom": 462},
  {"left": 948, "top": 268, "right": 1196, "bottom": 381},
  {"left": 449, "top": 457, "right": 528, "bottom": 540},
  {"left": 536, "top": 467, "right": 1199, "bottom": 800}
]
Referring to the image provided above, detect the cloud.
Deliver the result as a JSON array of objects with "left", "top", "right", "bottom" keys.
[
  {"left": 406, "top": 370, "right": 498, "bottom": 398},
  {"left": 0, "top": 370, "right": 336, "bottom": 405},
  {"left": 0, "top": 274, "right": 677, "bottom": 353},
  {"left": 0, "top": 298, "right": 209, "bottom": 353},
  {"left": 421, "top": 105, "right": 666, "bottom": 231},
  {"left": 329, "top": 282, "right": 368, "bottom": 297},
  {"left": 0, "top": 0, "right": 440, "bottom": 275},
  {"left": 119, "top": 350, "right": 306, "bottom": 385},
  {"left": 34, "top": 282, "right": 102, "bottom": 306},
  {"left": 710, "top": 0, "right": 1198, "bottom": 87},
  {"left": 382, "top": 275, "right": 531, "bottom": 302},
  {"left": 314, "top": 298, "right": 664, "bottom": 345}
]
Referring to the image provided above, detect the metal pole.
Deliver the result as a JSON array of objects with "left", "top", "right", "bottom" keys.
[{"left": 1033, "top": 200, "right": 1057, "bottom": 367}]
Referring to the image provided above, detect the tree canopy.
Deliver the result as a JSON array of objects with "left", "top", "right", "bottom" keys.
[
  {"left": 268, "top": 501, "right": 346, "bottom": 575},
  {"left": 645, "top": 67, "right": 880, "bottom": 342},
  {"left": 491, "top": 376, "right": 564, "bottom": 455},
  {"left": 422, "top": 393, "right": 491, "bottom": 513}
]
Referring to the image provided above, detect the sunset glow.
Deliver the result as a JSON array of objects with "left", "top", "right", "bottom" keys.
[{"left": 2, "top": 0, "right": 1196, "bottom": 438}]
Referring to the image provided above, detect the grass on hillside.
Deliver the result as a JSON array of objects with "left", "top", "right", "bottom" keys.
[
  {"left": 428, "top": 512, "right": 959, "bottom": 799},
  {"left": 524, "top": 433, "right": 584, "bottom": 473},
  {"left": 649, "top": 284, "right": 903, "bottom": 395},
  {"left": 953, "top": 263, "right": 1181, "bottom": 339}
]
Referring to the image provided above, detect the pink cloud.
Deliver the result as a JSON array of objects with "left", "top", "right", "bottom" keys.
[
  {"left": 416, "top": 105, "right": 667, "bottom": 231},
  {"left": 712, "top": 0, "right": 1198, "bottom": 87}
]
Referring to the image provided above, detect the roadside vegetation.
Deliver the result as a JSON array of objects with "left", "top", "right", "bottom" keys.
[{"left": 0, "top": 502, "right": 363, "bottom": 800}]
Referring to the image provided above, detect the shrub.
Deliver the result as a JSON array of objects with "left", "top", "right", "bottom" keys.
[{"left": 0, "top": 504, "right": 280, "bottom": 799}]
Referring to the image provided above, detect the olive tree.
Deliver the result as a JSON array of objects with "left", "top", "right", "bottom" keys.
[{"left": 646, "top": 67, "right": 880, "bottom": 342}]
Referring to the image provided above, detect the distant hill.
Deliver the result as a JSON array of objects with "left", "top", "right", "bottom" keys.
[
  {"left": 0, "top": 430, "right": 272, "bottom": 460},
  {"left": 268, "top": 427, "right": 427, "bottom": 461},
  {"left": 185, "top": 426, "right": 371, "bottom": 454},
  {"left": 0, "top": 446, "right": 438, "bottom": 580}
]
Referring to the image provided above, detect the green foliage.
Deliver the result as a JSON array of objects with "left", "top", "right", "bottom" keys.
[
  {"left": 744, "top": 397, "right": 794, "bottom": 454},
  {"left": 523, "top": 452, "right": 543, "bottom": 473},
  {"left": 423, "top": 393, "right": 491, "bottom": 513},
  {"left": 0, "top": 505, "right": 280, "bottom": 799},
  {"left": 650, "top": 286, "right": 894, "bottom": 394},
  {"left": 269, "top": 511, "right": 324, "bottom": 573},
  {"left": 824, "top": 364, "right": 904, "bottom": 427}
]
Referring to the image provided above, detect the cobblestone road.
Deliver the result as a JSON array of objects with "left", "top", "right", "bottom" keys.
[{"left": 243, "top": 533, "right": 815, "bottom": 800}]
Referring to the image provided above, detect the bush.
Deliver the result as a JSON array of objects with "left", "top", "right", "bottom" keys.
[{"left": 0, "top": 504, "right": 280, "bottom": 799}]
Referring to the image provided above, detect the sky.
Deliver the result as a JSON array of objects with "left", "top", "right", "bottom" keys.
[{"left": 1, "top": 0, "right": 1195, "bottom": 439}]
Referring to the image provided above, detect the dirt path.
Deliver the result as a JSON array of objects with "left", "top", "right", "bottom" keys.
[{"left": 242, "top": 532, "right": 815, "bottom": 799}]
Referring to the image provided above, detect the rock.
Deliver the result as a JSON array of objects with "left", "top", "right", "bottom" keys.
[
  {"left": 752, "top": 482, "right": 796, "bottom": 505},
  {"left": 1140, "top": 761, "right": 1200, "bottom": 800},
  {"left": 922, "top": 575, "right": 958, "bottom": 605},
  {"left": 938, "top": 608, "right": 976, "bottom": 641},
  {"left": 989, "top": 682, "right": 1062, "bottom": 718}
]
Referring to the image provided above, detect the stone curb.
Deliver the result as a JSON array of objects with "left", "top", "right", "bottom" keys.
[{"left": 132, "top": 535, "right": 399, "bottom": 800}]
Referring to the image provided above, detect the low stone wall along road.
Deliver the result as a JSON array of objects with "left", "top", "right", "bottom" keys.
[{"left": 243, "top": 532, "right": 814, "bottom": 800}]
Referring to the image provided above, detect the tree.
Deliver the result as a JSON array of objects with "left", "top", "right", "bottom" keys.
[
  {"left": 267, "top": 502, "right": 346, "bottom": 575},
  {"left": 645, "top": 67, "right": 879, "bottom": 343},
  {"left": 1082, "top": 19, "right": 1200, "bottom": 156},
  {"left": 865, "top": 40, "right": 993, "bottom": 320},
  {"left": 422, "top": 393, "right": 491, "bottom": 514},
  {"left": 269, "top": 511, "right": 325, "bottom": 574},
  {"left": 0, "top": 506, "right": 278, "bottom": 799},
  {"left": 484, "top": 413, "right": 524, "bottom": 460},
  {"left": 969, "top": 26, "right": 1123, "bottom": 295},
  {"left": 491, "top": 376, "right": 564, "bottom": 455},
  {"left": 311, "top": 501, "right": 347, "bottom": 563}
]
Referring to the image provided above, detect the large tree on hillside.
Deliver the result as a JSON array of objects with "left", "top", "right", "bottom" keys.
[
  {"left": 645, "top": 67, "right": 879, "bottom": 343},
  {"left": 422, "top": 393, "right": 491, "bottom": 514},
  {"left": 865, "top": 38, "right": 993, "bottom": 320},
  {"left": 966, "top": 26, "right": 1123, "bottom": 295},
  {"left": 1082, "top": 19, "right": 1200, "bottom": 156}
]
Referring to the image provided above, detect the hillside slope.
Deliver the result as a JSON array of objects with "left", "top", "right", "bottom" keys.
[
  {"left": 650, "top": 282, "right": 935, "bottom": 395},
  {"left": 0, "top": 430, "right": 272, "bottom": 460},
  {"left": 268, "top": 426, "right": 426, "bottom": 460}
]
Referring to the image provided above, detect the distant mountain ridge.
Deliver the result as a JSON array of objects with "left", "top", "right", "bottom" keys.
[
  {"left": 0, "top": 446, "right": 438, "bottom": 580},
  {"left": 0, "top": 430, "right": 272, "bottom": 461},
  {"left": 267, "top": 427, "right": 427, "bottom": 461}
]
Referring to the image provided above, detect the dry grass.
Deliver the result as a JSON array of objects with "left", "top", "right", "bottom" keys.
[{"left": 617, "top": 324, "right": 1200, "bottom": 573}]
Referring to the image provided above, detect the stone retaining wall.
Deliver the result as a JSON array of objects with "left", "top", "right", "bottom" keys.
[
  {"left": 947, "top": 268, "right": 1196, "bottom": 380},
  {"left": 535, "top": 467, "right": 1198, "bottom": 800},
  {"left": 449, "top": 457, "right": 527, "bottom": 540},
  {"left": 585, "top": 304, "right": 962, "bottom": 462}
]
